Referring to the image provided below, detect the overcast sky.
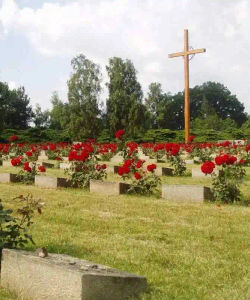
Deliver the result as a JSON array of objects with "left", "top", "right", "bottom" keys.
[{"left": 0, "top": 0, "right": 249, "bottom": 113}]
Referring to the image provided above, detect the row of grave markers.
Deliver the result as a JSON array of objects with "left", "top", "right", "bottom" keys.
[{"left": 0, "top": 172, "right": 213, "bottom": 203}]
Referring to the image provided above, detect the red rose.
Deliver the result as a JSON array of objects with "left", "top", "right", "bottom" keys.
[
  {"left": 215, "top": 155, "right": 225, "bottom": 166},
  {"left": 11, "top": 158, "right": 18, "bottom": 166},
  {"left": 134, "top": 172, "right": 142, "bottom": 180},
  {"left": 118, "top": 165, "right": 130, "bottom": 176},
  {"left": 10, "top": 135, "right": 19, "bottom": 142},
  {"left": 136, "top": 160, "right": 145, "bottom": 168},
  {"left": 26, "top": 151, "right": 33, "bottom": 157},
  {"left": 24, "top": 162, "right": 32, "bottom": 172},
  {"left": 239, "top": 159, "right": 247, "bottom": 165},
  {"left": 226, "top": 156, "right": 237, "bottom": 165},
  {"left": 39, "top": 165, "right": 46, "bottom": 172},
  {"left": 56, "top": 157, "right": 62, "bottom": 161},
  {"left": 190, "top": 135, "right": 195, "bottom": 142},
  {"left": 116, "top": 129, "right": 125, "bottom": 139},
  {"left": 201, "top": 161, "right": 215, "bottom": 174},
  {"left": 147, "top": 164, "right": 157, "bottom": 172}
]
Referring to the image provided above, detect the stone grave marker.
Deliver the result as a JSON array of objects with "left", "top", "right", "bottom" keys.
[
  {"left": 35, "top": 175, "right": 70, "bottom": 189},
  {"left": 155, "top": 167, "right": 174, "bottom": 176},
  {"left": 106, "top": 165, "right": 120, "bottom": 174},
  {"left": 1, "top": 248, "right": 147, "bottom": 300},
  {"left": 38, "top": 155, "right": 49, "bottom": 161},
  {"left": 2, "top": 160, "right": 12, "bottom": 167},
  {"left": 0, "top": 173, "right": 18, "bottom": 183},
  {"left": 185, "top": 159, "right": 194, "bottom": 164},
  {"left": 90, "top": 180, "right": 130, "bottom": 195},
  {"left": 110, "top": 153, "right": 123, "bottom": 163},
  {"left": 162, "top": 184, "right": 213, "bottom": 202},
  {"left": 192, "top": 168, "right": 221, "bottom": 178},
  {"left": 42, "top": 162, "right": 55, "bottom": 168},
  {"left": 60, "top": 162, "right": 71, "bottom": 169},
  {"left": 218, "top": 140, "right": 246, "bottom": 145}
]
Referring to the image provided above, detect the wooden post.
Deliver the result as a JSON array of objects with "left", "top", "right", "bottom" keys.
[
  {"left": 168, "top": 30, "right": 206, "bottom": 144},
  {"left": 184, "top": 29, "right": 190, "bottom": 144}
]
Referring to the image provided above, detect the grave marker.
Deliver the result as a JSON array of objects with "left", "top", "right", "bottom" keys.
[
  {"left": 162, "top": 184, "right": 213, "bottom": 202},
  {"left": 35, "top": 175, "right": 70, "bottom": 189},
  {"left": 0, "top": 173, "right": 18, "bottom": 183},
  {"left": 90, "top": 180, "right": 130, "bottom": 195},
  {"left": 1, "top": 249, "right": 147, "bottom": 300}
]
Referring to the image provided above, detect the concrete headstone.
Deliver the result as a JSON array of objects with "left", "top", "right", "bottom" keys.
[
  {"left": 90, "top": 180, "right": 130, "bottom": 195},
  {"left": 162, "top": 184, "right": 213, "bottom": 202},
  {"left": 1, "top": 249, "right": 147, "bottom": 300}
]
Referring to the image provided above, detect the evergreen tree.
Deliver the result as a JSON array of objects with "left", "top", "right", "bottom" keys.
[
  {"left": 68, "top": 54, "right": 101, "bottom": 139},
  {"left": 33, "top": 104, "right": 50, "bottom": 128},
  {"left": 145, "top": 82, "right": 165, "bottom": 128},
  {"left": 0, "top": 83, "right": 33, "bottom": 130},
  {"left": 50, "top": 92, "right": 70, "bottom": 130},
  {"left": 106, "top": 57, "right": 148, "bottom": 137}
]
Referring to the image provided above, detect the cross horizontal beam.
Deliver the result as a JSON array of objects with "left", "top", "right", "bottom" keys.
[{"left": 168, "top": 48, "right": 206, "bottom": 58}]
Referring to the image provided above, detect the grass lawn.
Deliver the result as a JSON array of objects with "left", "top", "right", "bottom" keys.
[{"left": 0, "top": 176, "right": 249, "bottom": 299}]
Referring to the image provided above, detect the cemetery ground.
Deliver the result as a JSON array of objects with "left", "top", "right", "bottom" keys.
[{"left": 0, "top": 164, "right": 249, "bottom": 299}]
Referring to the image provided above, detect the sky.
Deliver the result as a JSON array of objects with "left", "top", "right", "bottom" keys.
[{"left": 0, "top": 0, "right": 249, "bottom": 113}]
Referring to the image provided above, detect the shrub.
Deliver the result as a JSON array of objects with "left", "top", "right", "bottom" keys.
[
  {"left": 201, "top": 155, "right": 247, "bottom": 203},
  {"left": 0, "top": 194, "right": 44, "bottom": 260}
]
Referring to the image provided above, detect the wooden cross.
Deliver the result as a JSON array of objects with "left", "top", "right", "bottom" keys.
[{"left": 168, "top": 29, "right": 206, "bottom": 143}]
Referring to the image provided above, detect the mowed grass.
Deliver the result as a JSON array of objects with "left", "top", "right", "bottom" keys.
[{"left": 0, "top": 178, "right": 249, "bottom": 299}]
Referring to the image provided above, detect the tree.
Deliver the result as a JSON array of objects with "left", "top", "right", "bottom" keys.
[
  {"left": 158, "top": 93, "right": 184, "bottom": 130},
  {"left": 33, "top": 104, "right": 50, "bottom": 128},
  {"left": 106, "top": 57, "right": 149, "bottom": 136},
  {"left": 0, "top": 83, "right": 33, "bottom": 130},
  {"left": 50, "top": 92, "right": 70, "bottom": 130},
  {"left": 145, "top": 83, "right": 165, "bottom": 129},
  {"left": 68, "top": 54, "right": 101, "bottom": 139},
  {"left": 190, "top": 82, "right": 247, "bottom": 126}
]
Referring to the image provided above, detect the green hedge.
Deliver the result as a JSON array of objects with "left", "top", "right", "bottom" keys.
[{"left": 0, "top": 128, "right": 249, "bottom": 144}]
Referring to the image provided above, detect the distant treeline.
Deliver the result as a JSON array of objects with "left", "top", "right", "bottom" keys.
[{"left": 0, "top": 54, "right": 249, "bottom": 141}]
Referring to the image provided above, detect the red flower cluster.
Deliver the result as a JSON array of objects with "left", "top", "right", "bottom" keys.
[
  {"left": 127, "top": 142, "right": 138, "bottom": 156},
  {"left": 134, "top": 172, "right": 142, "bottom": 180},
  {"left": 201, "top": 161, "right": 215, "bottom": 174},
  {"left": 190, "top": 135, "right": 195, "bottom": 142},
  {"left": 147, "top": 164, "right": 157, "bottom": 172},
  {"left": 10, "top": 135, "right": 19, "bottom": 142},
  {"left": 215, "top": 154, "right": 237, "bottom": 166},
  {"left": 11, "top": 156, "right": 22, "bottom": 166},
  {"left": 118, "top": 165, "right": 131, "bottom": 176},
  {"left": 239, "top": 159, "right": 247, "bottom": 165},
  {"left": 116, "top": 129, "right": 125, "bottom": 139},
  {"left": 39, "top": 165, "right": 46, "bottom": 172},
  {"left": 68, "top": 150, "right": 89, "bottom": 162},
  {"left": 136, "top": 160, "right": 145, "bottom": 168},
  {"left": 26, "top": 151, "right": 33, "bottom": 157},
  {"left": 24, "top": 162, "right": 32, "bottom": 172}
]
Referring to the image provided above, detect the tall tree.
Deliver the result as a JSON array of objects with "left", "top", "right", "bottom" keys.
[
  {"left": 0, "top": 83, "right": 33, "bottom": 130},
  {"left": 50, "top": 92, "right": 70, "bottom": 130},
  {"left": 68, "top": 54, "right": 101, "bottom": 139},
  {"left": 106, "top": 57, "right": 148, "bottom": 136},
  {"left": 33, "top": 104, "right": 50, "bottom": 128},
  {"left": 145, "top": 83, "right": 165, "bottom": 129}
]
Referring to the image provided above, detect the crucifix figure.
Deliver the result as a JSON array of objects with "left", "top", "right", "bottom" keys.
[{"left": 168, "top": 29, "right": 206, "bottom": 143}]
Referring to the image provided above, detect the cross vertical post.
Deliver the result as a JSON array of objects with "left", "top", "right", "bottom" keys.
[
  {"left": 168, "top": 29, "right": 206, "bottom": 144},
  {"left": 184, "top": 29, "right": 190, "bottom": 143}
]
